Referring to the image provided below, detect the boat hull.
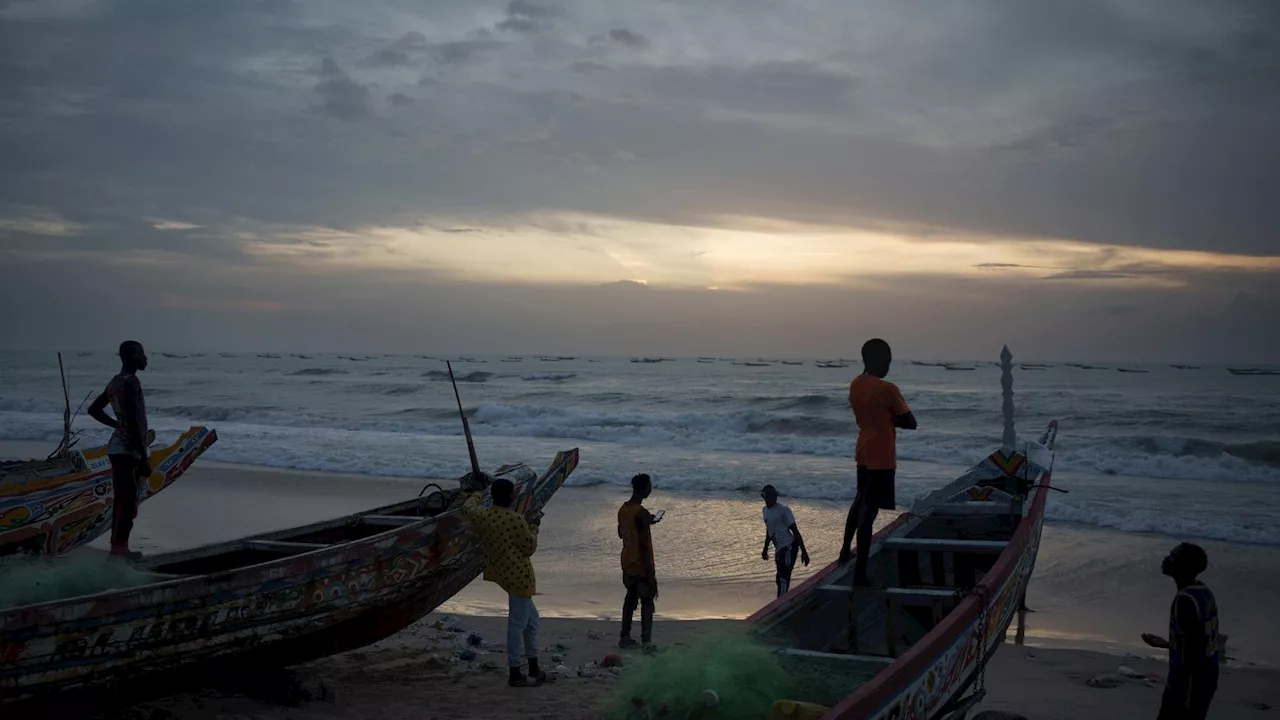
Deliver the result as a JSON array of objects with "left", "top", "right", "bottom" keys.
[
  {"left": 749, "top": 423, "right": 1056, "bottom": 720},
  {"left": 0, "top": 447, "right": 578, "bottom": 705},
  {"left": 0, "top": 427, "right": 217, "bottom": 557}
]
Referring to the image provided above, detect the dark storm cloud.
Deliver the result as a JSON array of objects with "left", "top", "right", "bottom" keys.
[
  {"left": 495, "top": 0, "right": 563, "bottom": 33},
  {"left": 1, "top": 0, "right": 1279, "bottom": 361},
  {"left": 3, "top": 0, "right": 1277, "bottom": 255},
  {"left": 314, "top": 57, "right": 370, "bottom": 120}
]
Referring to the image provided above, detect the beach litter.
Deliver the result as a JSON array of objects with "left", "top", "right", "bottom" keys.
[
  {"left": 467, "top": 632, "right": 485, "bottom": 647},
  {"left": 602, "top": 654, "right": 624, "bottom": 668}
]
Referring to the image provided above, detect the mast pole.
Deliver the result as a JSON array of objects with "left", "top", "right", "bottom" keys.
[
  {"left": 447, "top": 361, "right": 483, "bottom": 481},
  {"left": 58, "top": 352, "right": 71, "bottom": 457},
  {"left": 1000, "top": 345, "right": 1016, "bottom": 450}
]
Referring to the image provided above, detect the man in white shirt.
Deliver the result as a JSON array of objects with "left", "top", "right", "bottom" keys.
[{"left": 761, "top": 484, "right": 810, "bottom": 597}]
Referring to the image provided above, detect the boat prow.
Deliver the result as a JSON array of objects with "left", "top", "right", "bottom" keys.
[{"left": 0, "top": 427, "right": 218, "bottom": 557}]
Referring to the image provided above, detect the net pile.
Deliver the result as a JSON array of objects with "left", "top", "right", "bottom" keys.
[
  {"left": 605, "top": 630, "right": 863, "bottom": 719},
  {"left": 0, "top": 552, "right": 164, "bottom": 609}
]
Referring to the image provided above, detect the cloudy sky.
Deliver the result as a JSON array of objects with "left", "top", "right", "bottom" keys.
[{"left": 1, "top": 0, "right": 1276, "bottom": 361}]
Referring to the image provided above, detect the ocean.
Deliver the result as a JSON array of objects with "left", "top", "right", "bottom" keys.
[{"left": 2, "top": 351, "right": 1278, "bottom": 547}]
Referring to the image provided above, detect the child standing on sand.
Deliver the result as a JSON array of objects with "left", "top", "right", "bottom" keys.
[
  {"left": 1143, "top": 543, "right": 1221, "bottom": 720},
  {"left": 618, "top": 473, "right": 661, "bottom": 649},
  {"left": 462, "top": 478, "right": 550, "bottom": 687}
]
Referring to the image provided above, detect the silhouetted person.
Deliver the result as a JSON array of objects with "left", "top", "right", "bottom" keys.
[
  {"left": 88, "top": 340, "right": 150, "bottom": 560},
  {"left": 839, "top": 338, "right": 916, "bottom": 585},
  {"left": 1143, "top": 543, "right": 1221, "bottom": 720},
  {"left": 618, "top": 473, "right": 661, "bottom": 649},
  {"left": 461, "top": 478, "right": 549, "bottom": 687},
  {"left": 760, "top": 484, "right": 809, "bottom": 597}
]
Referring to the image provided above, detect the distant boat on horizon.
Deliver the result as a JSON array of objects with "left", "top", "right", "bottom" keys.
[
  {"left": 1228, "top": 367, "right": 1280, "bottom": 376},
  {"left": 257, "top": 353, "right": 281, "bottom": 359},
  {"left": 1117, "top": 367, "right": 1150, "bottom": 373},
  {"left": 1170, "top": 364, "right": 1201, "bottom": 370}
]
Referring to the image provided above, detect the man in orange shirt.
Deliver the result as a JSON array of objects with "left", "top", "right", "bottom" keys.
[
  {"left": 840, "top": 338, "right": 917, "bottom": 586},
  {"left": 618, "top": 473, "right": 662, "bottom": 649}
]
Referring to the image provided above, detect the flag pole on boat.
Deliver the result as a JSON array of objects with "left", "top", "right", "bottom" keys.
[{"left": 446, "top": 361, "right": 483, "bottom": 483}]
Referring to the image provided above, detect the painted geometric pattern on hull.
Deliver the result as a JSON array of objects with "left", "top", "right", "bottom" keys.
[
  {"left": 0, "top": 427, "right": 217, "bottom": 556},
  {"left": 867, "top": 505, "right": 1046, "bottom": 720}
]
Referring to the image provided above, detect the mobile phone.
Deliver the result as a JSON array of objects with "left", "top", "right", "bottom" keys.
[{"left": 652, "top": 509, "right": 665, "bottom": 523}]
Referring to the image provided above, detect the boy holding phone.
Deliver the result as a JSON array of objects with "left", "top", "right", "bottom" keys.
[{"left": 618, "top": 473, "right": 661, "bottom": 649}]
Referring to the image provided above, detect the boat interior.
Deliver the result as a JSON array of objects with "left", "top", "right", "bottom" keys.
[
  {"left": 758, "top": 489, "right": 1030, "bottom": 706},
  {"left": 139, "top": 485, "right": 467, "bottom": 578}
]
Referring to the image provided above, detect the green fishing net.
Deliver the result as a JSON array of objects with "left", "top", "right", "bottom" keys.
[
  {"left": 605, "top": 630, "right": 863, "bottom": 720},
  {"left": 0, "top": 552, "right": 164, "bottom": 609}
]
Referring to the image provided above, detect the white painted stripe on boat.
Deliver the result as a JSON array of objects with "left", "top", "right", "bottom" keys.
[
  {"left": 881, "top": 538, "right": 1008, "bottom": 553},
  {"left": 360, "top": 515, "right": 421, "bottom": 526}
]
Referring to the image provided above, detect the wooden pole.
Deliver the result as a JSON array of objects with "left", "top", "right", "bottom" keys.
[
  {"left": 58, "top": 352, "right": 71, "bottom": 455},
  {"left": 447, "top": 361, "right": 482, "bottom": 481}
]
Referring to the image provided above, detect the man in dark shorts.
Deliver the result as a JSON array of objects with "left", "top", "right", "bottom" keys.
[
  {"left": 839, "top": 339, "right": 916, "bottom": 586},
  {"left": 618, "top": 473, "right": 662, "bottom": 649},
  {"left": 760, "top": 484, "right": 809, "bottom": 597},
  {"left": 1143, "top": 543, "right": 1221, "bottom": 720},
  {"left": 88, "top": 340, "right": 151, "bottom": 561}
]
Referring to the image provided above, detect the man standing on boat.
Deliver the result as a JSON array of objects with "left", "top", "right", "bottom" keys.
[
  {"left": 461, "top": 478, "right": 551, "bottom": 687},
  {"left": 760, "top": 484, "right": 809, "bottom": 597},
  {"left": 619, "top": 473, "right": 661, "bottom": 649},
  {"left": 840, "top": 338, "right": 917, "bottom": 586},
  {"left": 1142, "top": 543, "right": 1221, "bottom": 720},
  {"left": 87, "top": 340, "right": 150, "bottom": 561}
]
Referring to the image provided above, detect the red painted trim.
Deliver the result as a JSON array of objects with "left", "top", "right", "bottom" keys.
[{"left": 823, "top": 466, "right": 1052, "bottom": 719}]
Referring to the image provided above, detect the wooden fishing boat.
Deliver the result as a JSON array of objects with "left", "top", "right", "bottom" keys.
[
  {"left": 750, "top": 347, "right": 1058, "bottom": 720},
  {"left": 1, "top": 427, "right": 217, "bottom": 557},
  {"left": 0, "top": 447, "right": 580, "bottom": 706}
]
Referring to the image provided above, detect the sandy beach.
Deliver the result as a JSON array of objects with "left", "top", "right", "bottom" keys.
[
  {"left": 86, "top": 614, "right": 1278, "bottom": 720},
  {"left": 4, "top": 446, "right": 1279, "bottom": 718}
]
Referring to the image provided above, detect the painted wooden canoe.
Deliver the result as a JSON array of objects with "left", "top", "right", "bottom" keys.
[
  {"left": 751, "top": 350, "right": 1058, "bottom": 720},
  {"left": 752, "top": 424, "right": 1057, "bottom": 720},
  {"left": 0, "top": 447, "right": 579, "bottom": 706},
  {"left": 0, "top": 427, "right": 218, "bottom": 557}
]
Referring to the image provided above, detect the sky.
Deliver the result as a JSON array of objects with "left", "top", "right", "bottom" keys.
[{"left": 1, "top": 0, "right": 1277, "bottom": 361}]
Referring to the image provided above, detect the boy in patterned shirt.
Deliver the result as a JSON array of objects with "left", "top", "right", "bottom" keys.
[{"left": 462, "top": 478, "right": 550, "bottom": 687}]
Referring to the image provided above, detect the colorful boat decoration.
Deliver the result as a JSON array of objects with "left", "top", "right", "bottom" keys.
[
  {"left": 750, "top": 346, "right": 1058, "bottom": 720},
  {"left": 0, "top": 427, "right": 217, "bottom": 557},
  {"left": 0, "top": 447, "right": 580, "bottom": 706}
]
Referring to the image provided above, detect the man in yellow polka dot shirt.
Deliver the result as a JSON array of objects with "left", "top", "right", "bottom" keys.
[{"left": 462, "top": 477, "right": 549, "bottom": 687}]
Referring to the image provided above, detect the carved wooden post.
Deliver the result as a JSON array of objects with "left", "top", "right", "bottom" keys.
[{"left": 1001, "top": 345, "right": 1016, "bottom": 450}]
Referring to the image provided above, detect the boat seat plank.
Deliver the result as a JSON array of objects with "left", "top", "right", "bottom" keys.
[
  {"left": 883, "top": 587, "right": 958, "bottom": 605},
  {"left": 359, "top": 515, "right": 421, "bottom": 527},
  {"left": 929, "top": 503, "right": 1018, "bottom": 516},
  {"left": 882, "top": 538, "right": 1008, "bottom": 554},
  {"left": 245, "top": 540, "right": 330, "bottom": 552},
  {"left": 780, "top": 648, "right": 895, "bottom": 667}
]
